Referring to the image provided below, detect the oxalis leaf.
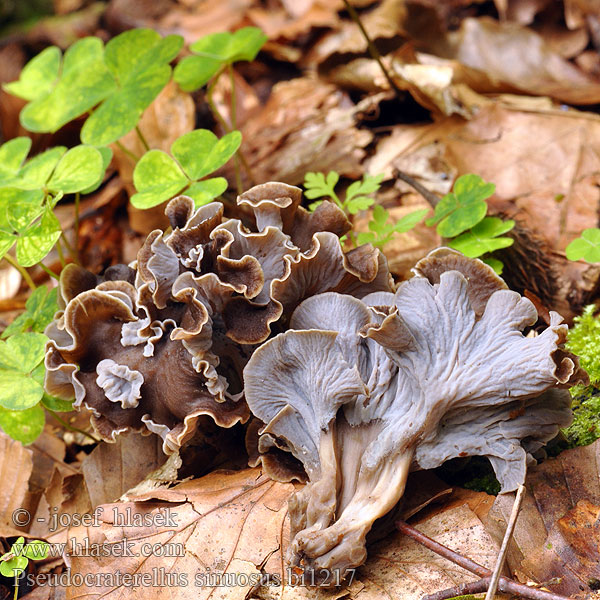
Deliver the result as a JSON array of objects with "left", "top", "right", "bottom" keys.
[
  {"left": 16, "top": 208, "right": 62, "bottom": 267},
  {"left": 448, "top": 217, "right": 515, "bottom": 258},
  {"left": 5, "top": 38, "right": 115, "bottom": 134},
  {"left": 0, "top": 404, "right": 45, "bottom": 444},
  {"left": 174, "top": 27, "right": 266, "bottom": 91},
  {"left": 426, "top": 174, "right": 495, "bottom": 238},
  {"left": 2, "top": 286, "right": 58, "bottom": 339},
  {"left": 81, "top": 29, "right": 183, "bottom": 146},
  {"left": 132, "top": 130, "right": 240, "bottom": 209},
  {"left": 47, "top": 145, "right": 104, "bottom": 194},
  {"left": 0, "top": 332, "right": 47, "bottom": 411},
  {"left": 0, "top": 138, "right": 32, "bottom": 186},
  {"left": 566, "top": 228, "right": 600, "bottom": 263}
]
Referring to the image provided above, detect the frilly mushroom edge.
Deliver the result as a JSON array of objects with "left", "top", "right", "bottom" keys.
[
  {"left": 243, "top": 248, "right": 588, "bottom": 580},
  {"left": 44, "top": 183, "right": 393, "bottom": 453}
]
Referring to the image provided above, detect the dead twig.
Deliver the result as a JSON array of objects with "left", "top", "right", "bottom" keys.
[
  {"left": 394, "top": 169, "right": 441, "bottom": 208},
  {"left": 341, "top": 0, "right": 403, "bottom": 99},
  {"left": 485, "top": 483, "right": 526, "bottom": 600},
  {"left": 395, "top": 520, "right": 570, "bottom": 600},
  {"left": 422, "top": 576, "right": 491, "bottom": 600}
]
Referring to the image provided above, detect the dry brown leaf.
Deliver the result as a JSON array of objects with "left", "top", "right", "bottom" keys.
[
  {"left": 238, "top": 78, "right": 374, "bottom": 186},
  {"left": 0, "top": 431, "right": 33, "bottom": 528},
  {"left": 81, "top": 434, "right": 170, "bottom": 509},
  {"left": 485, "top": 440, "right": 600, "bottom": 597},
  {"left": 445, "top": 17, "right": 600, "bottom": 105},
  {"left": 65, "top": 467, "right": 502, "bottom": 600}
]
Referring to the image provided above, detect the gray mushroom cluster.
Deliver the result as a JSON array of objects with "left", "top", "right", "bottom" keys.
[
  {"left": 44, "top": 183, "right": 392, "bottom": 453},
  {"left": 244, "top": 248, "right": 587, "bottom": 579}
]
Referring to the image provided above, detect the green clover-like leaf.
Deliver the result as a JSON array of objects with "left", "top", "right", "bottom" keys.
[
  {"left": 16, "top": 147, "right": 66, "bottom": 190},
  {"left": 174, "top": 27, "right": 266, "bottom": 92},
  {"left": 0, "top": 332, "right": 47, "bottom": 410},
  {"left": 8, "top": 38, "right": 116, "bottom": 134},
  {"left": 47, "top": 145, "right": 104, "bottom": 194},
  {"left": 41, "top": 393, "right": 74, "bottom": 412},
  {"left": 2, "top": 286, "right": 58, "bottom": 339},
  {"left": 448, "top": 217, "right": 515, "bottom": 258},
  {"left": 23, "top": 540, "right": 49, "bottom": 561},
  {"left": 81, "top": 30, "right": 183, "bottom": 146},
  {"left": 566, "top": 228, "right": 600, "bottom": 263},
  {"left": 0, "top": 188, "right": 45, "bottom": 233},
  {"left": 0, "top": 232, "right": 15, "bottom": 262},
  {"left": 186, "top": 178, "right": 228, "bottom": 207},
  {"left": 0, "top": 138, "right": 32, "bottom": 186},
  {"left": 426, "top": 174, "right": 494, "bottom": 238},
  {"left": 172, "top": 129, "right": 241, "bottom": 180},
  {"left": 16, "top": 208, "right": 62, "bottom": 267},
  {"left": 131, "top": 150, "right": 188, "bottom": 209},
  {"left": 0, "top": 404, "right": 45, "bottom": 444},
  {"left": 3, "top": 46, "right": 60, "bottom": 101},
  {"left": 0, "top": 555, "right": 28, "bottom": 578},
  {"left": 81, "top": 147, "right": 113, "bottom": 194},
  {"left": 482, "top": 256, "right": 504, "bottom": 274}
]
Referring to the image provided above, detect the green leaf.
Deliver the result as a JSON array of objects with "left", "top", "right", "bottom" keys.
[
  {"left": 308, "top": 200, "right": 324, "bottom": 212},
  {"left": 131, "top": 150, "right": 188, "bottom": 209},
  {"left": 0, "top": 555, "right": 28, "bottom": 577},
  {"left": 393, "top": 208, "right": 429, "bottom": 233},
  {"left": 2, "top": 287, "right": 58, "bottom": 339},
  {"left": 0, "top": 188, "right": 45, "bottom": 233},
  {"left": 370, "top": 204, "right": 389, "bottom": 228},
  {"left": 0, "top": 232, "right": 15, "bottom": 262},
  {"left": 566, "top": 228, "right": 600, "bottom": 263},
  {"left": 427, "top": 174, "right": 494, "bottom": 237},
  {"left": 16, "top": 146, "right": 66, "bottom": 190},
  {"left": 81, "top": 30, "right": 183, "bottom": 146},
  {"left": 47, "top": 145, "right": 103, "bottom": 194},
  {"left": 482, "top": 256, "right": 504, "bottom": 274},
  {"left": 0, "top": 404, "right": 44, "bottom": 444},
  {"left": 173, "top": 55, "right": 221, "bottom": 92},
  {"left": 81, "top": 147, "right": 113, "bottom": 194},
  {"left": 16, "top": 209, "right": 62, "bottom": 267},
  {"left": 0, "top": 333, "right": 47, "bottom": 410},
  {"left": 304, "top": 171, "right": 339, "bottom": 201},
  {"left": 448, "top": 217, "right": 515, "bottom": 258},
  {"left": 172, "top": 129, "right": 241, "bottom": 180},
  {"left": 17, "top": 38, "right": 116, "bottom": 133},
  {"left": 357, "top": 231, "right": 376, "bottom": 245},
  {"left": 41, "top": 393, "right": 74, "bottom": 412},
  {"left": 3, "top": 46, "right": 60, "bottom": 101},
  {"left": 186, "top": 178, "right": 228, "bottom": 206},
  {"left": 345, "top": 196, "right": 374, "bottom": 215},
  {"left": 189, "top": 27, "right": 267, "bottom": 63},
  {"left": 345, "top": 173, "right": 383, "bottom": 203},
  {"left": 23, "top": 540, "right": 49, "bottom": 561},
  {"left": 0, "top": 138, "right": 32, "bottom": 186}
]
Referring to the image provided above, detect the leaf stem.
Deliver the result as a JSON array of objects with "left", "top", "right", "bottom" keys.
[
  {"left": 38, "top": 263, "right": 59, "bottom": 281},
  {"left": 115, "top": 141, "right": 140, "bottom": 163},
  {"left": 60, "top": 230, "right": 79, "bottom": 265},
  {"left": 135, "top": 125, "right": 150, "bottom": 152},
  {"left": 3, "top": 254, "right": 36, "bottom": 291},
  {"left": 73, "top": 192, "right": 80, "bottom": 264},
  {"left": 13, "top": 574, "right": 18, "bottom": 600},
  {"left": 46, "top": 408, "right": 100, "bottom": 444},
  {"left": 56, "top": 237, "right": 66, "bottom": 268},
  {"left": 341, "top": 0, "right": 403, "bottom": 98}
]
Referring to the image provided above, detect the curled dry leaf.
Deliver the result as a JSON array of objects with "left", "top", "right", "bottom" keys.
[{"left": 65, "top": 467, "right": 498, "bottom": 600}]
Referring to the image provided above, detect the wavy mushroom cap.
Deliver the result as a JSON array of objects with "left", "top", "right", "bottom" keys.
[
  {"left": 45, "top": 182, "right": 392, "bottom": 453},
  {"left": 243, "top": 249, "right": 587, "bottom": 580}
]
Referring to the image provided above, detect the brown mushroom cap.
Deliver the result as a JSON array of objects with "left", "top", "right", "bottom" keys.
[{"left": 45, "top": 183, "right": 392, "bottom": 453}]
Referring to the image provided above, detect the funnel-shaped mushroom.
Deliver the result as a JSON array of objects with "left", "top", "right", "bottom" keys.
[
  {"left": 244, "top": 249, "right": 587, "bottom": 579},
  {"left": 45, "top": 183, "right": 392, "bottom": 452}
]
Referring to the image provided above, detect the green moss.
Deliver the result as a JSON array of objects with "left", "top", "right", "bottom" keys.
[{"left": 564, "top": 305, "right": 600, "bottom": 447}]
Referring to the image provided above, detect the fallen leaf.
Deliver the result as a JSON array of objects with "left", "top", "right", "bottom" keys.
[
  {"left": 81, "top": 434, "right": 170, "bottom": 509},
  {"left": 484, "top": 440, "right": 600, "bottom": 597},
  {"left": 237, "top": 78, "right": 374, "bottom": 186},
  {"left": 0, "top": 430, "right": 33, "bottom": 528}
]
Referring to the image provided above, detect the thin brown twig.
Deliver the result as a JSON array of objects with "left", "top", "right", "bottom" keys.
[
  {"left": 395, "top": 520, "right": 570, "bottom": 600},
  {"left": 423, "top": 576, "right": 491, "bottom": 600},
  {"left": 341, "top": 0, "right": 403, "bottom": 98},
  {"left": 485, "top": 484, "right": 525, "bottom": 600},
  {"left": 394, "top": 169, "right": 441, "bottom": 208}
]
